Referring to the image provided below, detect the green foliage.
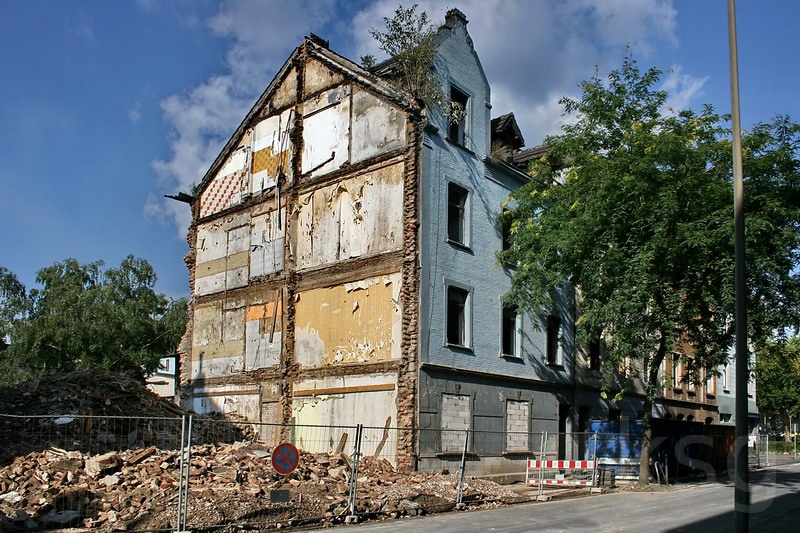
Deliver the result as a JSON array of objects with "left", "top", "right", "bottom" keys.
[
  {"left": 368, "top": 4, "right": 463, "bottom": 123},
  {"left": 0, "top": 256, "right": 187, "bottom": 384},
  {"left": 369, "top": 4, "right": 437, "bottom": 100},
  {"left": 0, "top": 266, "right": 27, "bottom": 351},
  {"left": 501, "top": 54, "right": 800, "bottom": 482},
  {"left": 501, "top": 56, "right": 800, "bottom": 390},
  {"left": 756, "top": 337, "right": 800, "bottom": 424}
]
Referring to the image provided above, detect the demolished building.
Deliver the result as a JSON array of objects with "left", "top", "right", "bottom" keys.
[
  {"left": 178, "top": 10, "right": 578, "bottom": 471},
  {"left": 176, "top": 9, "right": 753, "bottom": 474}
]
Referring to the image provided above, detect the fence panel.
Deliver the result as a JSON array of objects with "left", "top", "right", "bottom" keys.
[{"left": 0, "top": 413, "right": 185, "bottom": 531}]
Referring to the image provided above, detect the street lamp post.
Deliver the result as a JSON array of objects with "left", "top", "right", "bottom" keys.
[{"left": 727, "top": 1, "right": 749, "bottom": 532}]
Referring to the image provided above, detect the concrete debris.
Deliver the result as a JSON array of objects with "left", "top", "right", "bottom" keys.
[{"left": 0, "top": 442, "right": 524, "bottom": 531}]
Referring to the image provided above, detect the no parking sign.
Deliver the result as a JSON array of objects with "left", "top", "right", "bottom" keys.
[{"left": 271, "top": 442, "right": 299, "bottom": 475}]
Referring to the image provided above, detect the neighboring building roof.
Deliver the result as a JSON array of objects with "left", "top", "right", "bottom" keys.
[
  {"left": 512, "top": 144, "right": 550, "bottom": 171},
  {"left": 491, "top": 113, "right": 525, "bottom": 150}
]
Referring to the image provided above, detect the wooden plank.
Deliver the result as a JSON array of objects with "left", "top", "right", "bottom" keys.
[{"left": 292, "top": 383, "right": 395, "bottom": 397}]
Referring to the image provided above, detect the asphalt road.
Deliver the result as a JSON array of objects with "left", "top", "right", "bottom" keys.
[{"left": 313, "top": 463, "right": 800, "bottom": 533}]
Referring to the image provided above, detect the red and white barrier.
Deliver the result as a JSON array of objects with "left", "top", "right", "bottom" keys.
[{"left": 525, "top": 433, "right": 599, "bottom": 491}]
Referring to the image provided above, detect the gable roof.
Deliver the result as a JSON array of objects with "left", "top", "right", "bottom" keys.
[
  {"left": 370, "top": 9, "right": 490, "bottom": 95},
  {"left": 196, "top": 38, "right": 421, "bottom": 197},
  {"left": 491, "top": 113, "right": 525, "bottom": 150}
]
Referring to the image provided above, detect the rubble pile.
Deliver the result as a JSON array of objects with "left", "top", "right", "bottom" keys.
[
  {"left": 0, "top": 369, "right": 184, "bottom": 418},
  {"left": 0, "top": 441, "right": 524, "bottom": 531},
  {"left": 0, "top": 371, "right": 525, "bottom": 530},
  {"left": 0, "top": 371, "right": 253, "bottom": 462}
]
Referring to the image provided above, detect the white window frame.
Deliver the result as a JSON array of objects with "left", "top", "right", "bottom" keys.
[
  {"left": 721, "top": 365, "right": 729, "bottom": 392},
  {"left": 448, "top": 83, "right": 470, "bottom": 146},
  {"left": 444, "top": 279, "right": 472, "bottom": 350},
  {"left": 446, "top": 181, "right": 471, "bottom": 248},
  {"left": 500, "top": 300, "right": 523, "bottom": 358},
  {"left": 546, "top": 314, "right": 563, "bottom": 366},
  {"left": 672, "top": 354, "right": 681, "bottom": 390}
]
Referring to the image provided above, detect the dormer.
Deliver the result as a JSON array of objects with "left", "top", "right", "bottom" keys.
[{"left": 490, "top": 113, "right": 525, "bottom": 163}]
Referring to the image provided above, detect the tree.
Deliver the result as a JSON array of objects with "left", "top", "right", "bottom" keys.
[
  {"left": 501, "top": 56, "right": 800, "bottom": 483},
  {"left": 0, "top": 266, "right": 27, "bottom": 352},
  {"left": 0, "top": 256, "right": 187, "bottom": 384},
  {"left": 365, "top": 4, "right": 465, "bottom": 123},
  {"left": 756, "top": 337, "right": 800, "bottom": 441}
]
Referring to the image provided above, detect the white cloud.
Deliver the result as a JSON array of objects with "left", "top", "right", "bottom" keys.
[
  {"left": 128, "top": 102, "right": 142, "bottom": 124},
  {"left": 661, "top": 65, "right": 708, "bottom": 114},
  {"left": 150, "top": 0, "right": 336, "bottom": 236},
  {"left": 349, "top": 0, "right": 683, "bottom": 145}
]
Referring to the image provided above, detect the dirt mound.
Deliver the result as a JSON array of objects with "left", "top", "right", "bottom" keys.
[{"left": 0, "top": 369, "right": 184, "bottom": 418}]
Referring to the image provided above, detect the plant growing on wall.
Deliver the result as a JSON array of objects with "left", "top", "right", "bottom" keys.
[
  {"left": 500, "top": 55, "right": 800, "bottom": 484},
  {"left": 363, "top": 4, "right": 466, "bottom": 125}
]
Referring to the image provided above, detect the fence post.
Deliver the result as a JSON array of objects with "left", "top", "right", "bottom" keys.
[
  {"left": 766, "top": 434, "right": 770, "bottom": 466},
  {"left": 176, "top": 415, "right": 186, "bottom": 532},
  {"left": 455, "top": 429, "right": 469, "bottom": 510},
  {"left": 181, "top": 415, "right": 193, "bottom": 531},
  {"left": 591, "top": 432, "right": 599, "bottom": 488},
  {"left": 538, "top": 431, "right": 547, "bottom": 499},
  {"left": 345, "top": 424, "right": 363, "bottom": 524}
]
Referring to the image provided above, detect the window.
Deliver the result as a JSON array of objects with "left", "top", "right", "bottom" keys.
[
  {"left": 722, "top": 365, "right": 729, "bottom": 392},
  {"left": 546, "top": 315, "right": 562, "bottom": 365},
  {"left": 501, "top": 209, "right": 512, "bottom": 251},
  {"left": 720, "top": 413, "right": 732, "bottom": 423},
  {"left": 506, "top": 400, "right": 530, "bottom": 451},
  {"left": 706, "top": 371, "right": 717, "bottom": 396},
  {"left": 447, "top": 183, "right": 469, "bottom": 246},
  {"left": 589, "top": 338, "right": 601, "bottom": 371},
  {"left": 501, "top": 304, "right": 521, "bottom": 357},
  {"left": 672, "top": 354, "right": 681, "bottom": 389},
  {"left": 448, "top": 85, "right": 468, "bottom": 145},
  {"left": 748, "top": 377, "right": 755, "bottom": 397},
  {"left": 442, "top": 393, "right": 471, "bottom": 452},
  {"left": 446, "top": 285, "right": 470, "bottom": 347}
]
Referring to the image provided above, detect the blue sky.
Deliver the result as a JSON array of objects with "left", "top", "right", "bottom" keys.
[{"left": 1, "top": 0, "right": 797, "bottom": 299}]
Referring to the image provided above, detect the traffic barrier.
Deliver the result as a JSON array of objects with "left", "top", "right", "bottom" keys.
[
  {"left": 525, "top": 459, "right": 596, "bottom": 486},
  {"left": 525, "top": 432, "right": 598, "bottom": 492}
]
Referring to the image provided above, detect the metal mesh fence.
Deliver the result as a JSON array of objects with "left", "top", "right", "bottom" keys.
[
  {"left": 0, "top": 414, "right": 185, "bottom": 531},
  {"left": 5, "top": 412, "right": 762, "bottom": 531}
]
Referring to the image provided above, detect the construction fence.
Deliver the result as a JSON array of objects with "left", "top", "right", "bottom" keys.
[{"left": 0, "top": 413, "right": 777, "bottom": 531}]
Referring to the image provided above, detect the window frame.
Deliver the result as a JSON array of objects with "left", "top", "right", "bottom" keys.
[
  {"left": 722, "top": 365, "right": 730, "bottom": 393},
  {"left": 589, "top": 338, "right": 601, "bottom": 372},
  {"left": 446, "top": 181, "right": 471, "bottom": 248},
  {"left": 546, "top": 314, "right": 563, "bottom": 366},
  {"left": 444, "top": 279, "right": 472, "bottom": 350},
  {"left": 500, "top": 301, "right": 522, "bottom": 358},
  {"left": 671, "top": 353, "right": 682, "bottom": 391},
  {"left": 448, "top": 84, "right": 469, "bottom": 146}
]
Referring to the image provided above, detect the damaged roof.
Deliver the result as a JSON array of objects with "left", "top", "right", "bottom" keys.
[{"left": 195, "top": 37, "right": 423, "bottom": 199}]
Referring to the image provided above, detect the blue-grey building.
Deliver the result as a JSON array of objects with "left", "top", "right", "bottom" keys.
[{"left": 181, "top": 8, "right": 735, "bottom": 475}]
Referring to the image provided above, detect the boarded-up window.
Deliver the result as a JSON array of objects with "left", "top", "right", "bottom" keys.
[
  {"left": 506, "top": 400, "right": 529, "bottom": 451},
  {"left": 441, "top": 394, "right": 471, "bottom": 452}
]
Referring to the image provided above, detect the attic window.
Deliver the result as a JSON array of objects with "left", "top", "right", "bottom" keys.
[{"left": 448, "top": 86, "right": 468, "bottom": 145}]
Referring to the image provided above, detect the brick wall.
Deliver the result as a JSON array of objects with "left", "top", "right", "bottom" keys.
[
  {"left": 505, "top": 400, "right": 529, "bottom": 451},
  {"left": 441, "top": 393, "right": 471, "bottom": 451}
]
